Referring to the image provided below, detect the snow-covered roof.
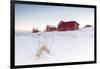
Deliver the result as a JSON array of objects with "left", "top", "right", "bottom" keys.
[
  {"left": 33, "top": 28, "right": 39, "bottom": 30},
  {"left": 47, "top": 25, "right": 56, "bottom": 27},
  {"left": 59, "top": 20, "right": 79, "bottom": 25}
]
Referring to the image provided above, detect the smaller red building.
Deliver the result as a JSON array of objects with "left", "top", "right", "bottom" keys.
[
  {"left": 46, "top": 25, "right": 57, "bottom": 32},
  {"left": 58, "top": 20, "right": 79, "bottom": 31},
  {"left": 32, "top": 28, "right": 39, "bottom": 33}
]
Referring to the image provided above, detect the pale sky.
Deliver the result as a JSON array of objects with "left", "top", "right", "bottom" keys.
[{"left": 15, "top": 3, "right": 94, "bottom": 32}]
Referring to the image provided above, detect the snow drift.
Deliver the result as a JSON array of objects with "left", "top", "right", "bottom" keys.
[{"left": 15, "top": 27, "right": 94, "bottom": 65}]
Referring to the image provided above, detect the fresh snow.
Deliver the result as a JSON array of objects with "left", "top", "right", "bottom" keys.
[{"left": 15, "top": 27, "right": 94, "bottom": 65}]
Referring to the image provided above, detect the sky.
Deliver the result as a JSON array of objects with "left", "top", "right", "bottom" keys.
[{"left": 15, "top": 3, "right": 94, "bottom": 32}]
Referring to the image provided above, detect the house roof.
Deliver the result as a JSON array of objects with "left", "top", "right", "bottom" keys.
[
  {"left": 47, "top": 25, "right": 57, "bottom": 28},
  {"left": 33, "top": 28, "right": 39, "bottom": 30},
  {"left": 59, "top": 20, "right": 79, "bottom": 25}
]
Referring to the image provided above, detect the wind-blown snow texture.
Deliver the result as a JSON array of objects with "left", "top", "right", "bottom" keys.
[{"left": 15, "top": 27, "right": 94, "bottom": 65}]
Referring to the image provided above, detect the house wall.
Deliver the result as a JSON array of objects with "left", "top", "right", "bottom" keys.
[
  {"left": 74, "top": 23, "right": 79, "bottom": 30},
  {"left": 58, "top": 22, "right": 79, "bottom": 31},
  {"left": 46, "top": 26, "right": 57, "bottom": 32}
]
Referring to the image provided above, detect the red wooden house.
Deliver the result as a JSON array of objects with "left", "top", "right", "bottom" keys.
[
  {"left": 46, "top": 25, "right": 57, "bottom": 32},
  {"left": 58, "top": 20, "right": 79, "bottom": 31}
]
